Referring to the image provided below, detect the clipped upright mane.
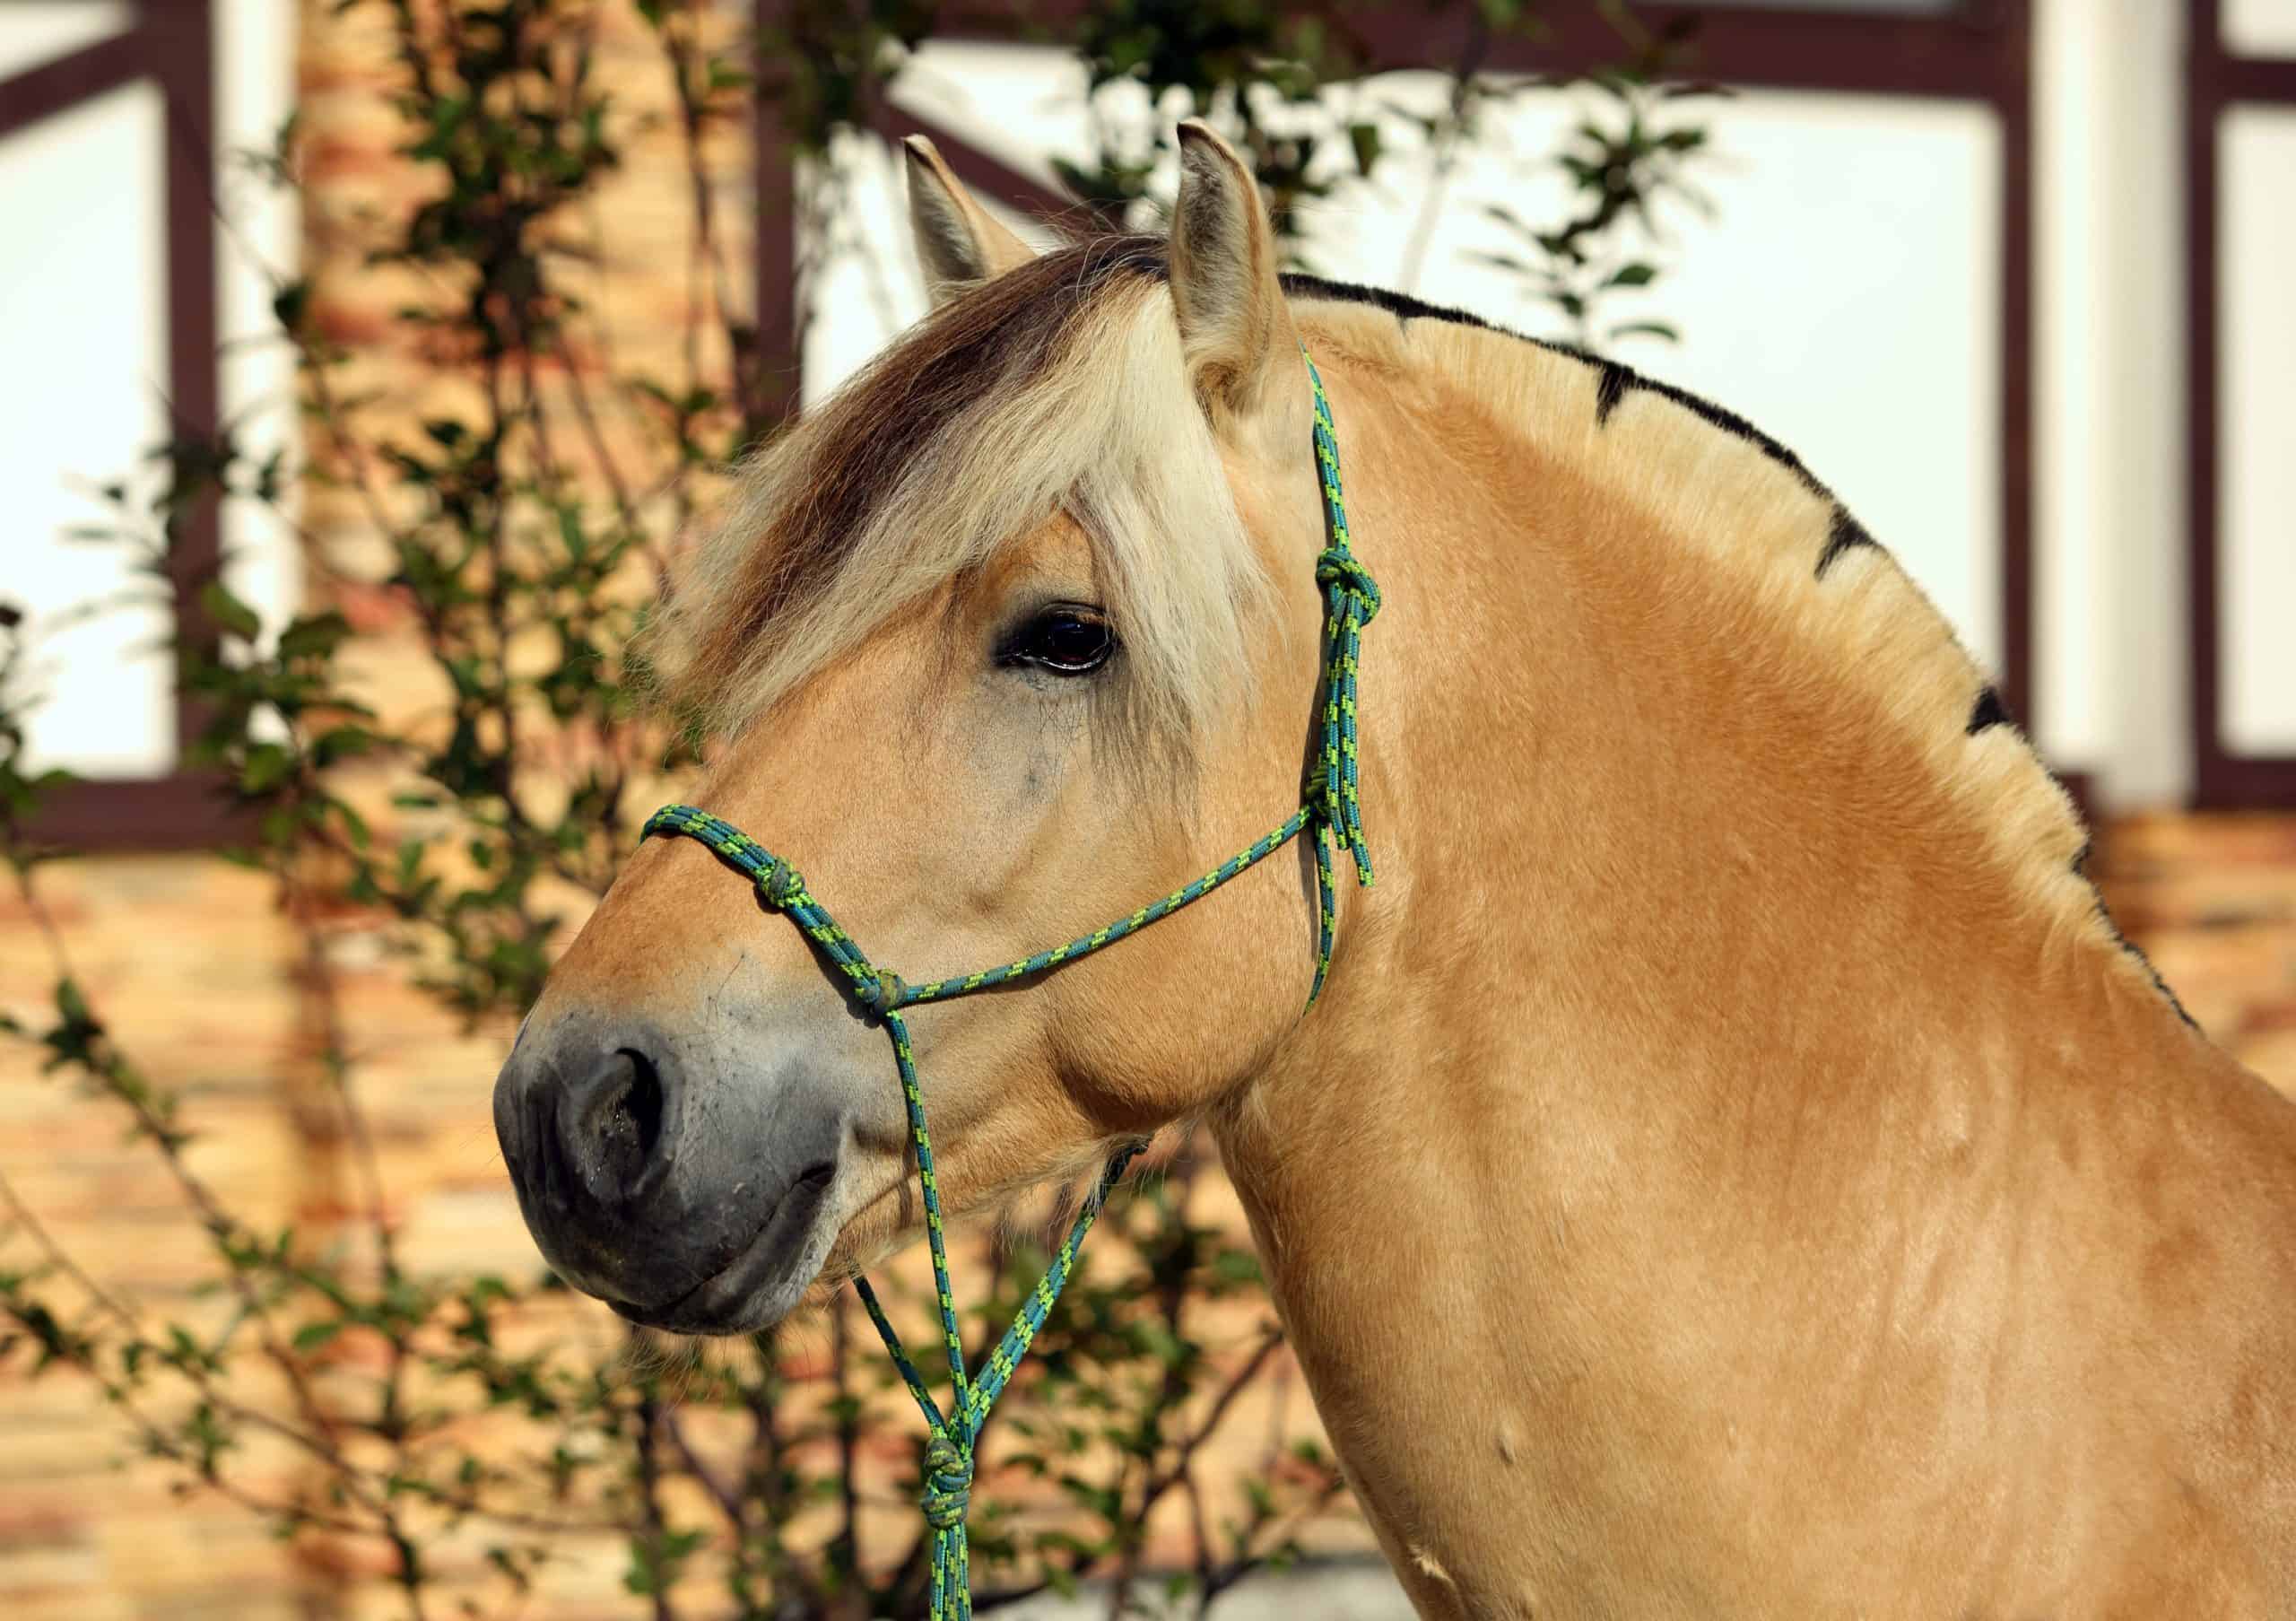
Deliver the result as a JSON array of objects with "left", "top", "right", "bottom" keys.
[
  {"left": 1274, "top": 271, "right": 2187, "bottom": 1022},
  {"left": 650, "top": 236, "right": 1268, "bottom": 742}
]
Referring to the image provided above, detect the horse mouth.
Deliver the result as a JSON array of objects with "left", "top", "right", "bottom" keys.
[{"left": 608, "top": 1159, "right": 840, "bottom": 1335}]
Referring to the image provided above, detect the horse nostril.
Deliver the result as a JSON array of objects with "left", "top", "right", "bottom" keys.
[
  {"left": 602, "top": 1049, "right": 665, "bottom": 1166},
  {"left": 564, "top": 1047, "right": 672, "bottom": 1203}
]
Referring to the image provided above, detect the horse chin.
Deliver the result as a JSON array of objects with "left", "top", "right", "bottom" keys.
[{"left": 604, "top": 1159, "right": 844, "bottom": 1337}]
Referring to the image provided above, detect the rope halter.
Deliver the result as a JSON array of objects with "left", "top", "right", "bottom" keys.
[{"left": 637, "top": 349, "right": 1376, "bottom": 1619}]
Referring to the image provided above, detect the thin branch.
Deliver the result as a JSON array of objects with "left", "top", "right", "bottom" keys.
[
  {"left": 660, "top": 1405, "right": 745, "bottom": 1530},
  {"left": 1137, "top": 1325, "right": 1286, "bottom": 1511},
  {"left": 634, "top": 1391, "right": 681, "bottom": 1621}
]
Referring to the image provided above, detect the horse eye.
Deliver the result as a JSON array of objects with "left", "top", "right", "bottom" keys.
[{"left": 1002, "top": 606, "right": 1116, "bottom": 676}]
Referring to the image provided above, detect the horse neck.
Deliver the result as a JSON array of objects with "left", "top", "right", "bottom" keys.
[{"left": 1209, "top": 318, "right": 2218, "bottom": 1466}]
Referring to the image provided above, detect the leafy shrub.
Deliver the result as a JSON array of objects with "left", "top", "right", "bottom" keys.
[{"left": 0, "top": 3, "right": 1710, "bottom": 1614}]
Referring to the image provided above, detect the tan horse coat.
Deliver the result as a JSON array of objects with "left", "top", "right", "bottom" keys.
[{"left": 515, "top": 128, "right": 2296, "bottom": 1617}]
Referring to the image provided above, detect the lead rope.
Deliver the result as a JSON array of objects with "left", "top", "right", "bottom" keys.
[{"left": 639, "top": 349, "right": 1374, "bottom": 1618}]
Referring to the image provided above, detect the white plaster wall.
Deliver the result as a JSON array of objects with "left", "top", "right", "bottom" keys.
[
  {"left": 213, "top": 0, "right": 301, "bottom": 655},
  {"left": 2032, "top": 0, "right": 2111, "bottom": 776},
  {"left": 2226, "top": 0, "right": 2296, "bottom": 56},
  {"left": 0, "top": 0, "right": 297, "bottom": 779},
  {"left": 0, "top": 74, "right": 174, "bottom": 777},
  {"left": 2031, "top": 0, "right": 2192, "bottom": 806},
  {"left": 0, "top": 2, "right": 132, "bottom": 79},
  {"left": 2218, "top": 106, "right": 2296, "bottom": 756}
]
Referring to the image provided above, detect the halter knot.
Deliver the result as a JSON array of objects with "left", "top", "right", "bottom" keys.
[
  {"left": 852, "top": 965, "right": 908, "bottom": 1014},
  {"left": 920, "top": 1434, "right": 972, "bottom": 1531},
  {"left": 1314, "top": 547, "right": 1381, "bottom": 623},
  {"left": 754, "top": 858, "right": 806, "bottom": 909}
]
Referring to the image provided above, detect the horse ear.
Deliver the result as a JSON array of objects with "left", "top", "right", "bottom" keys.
[
  {"left": 903, "top": 135, "right": 1037, "bottom": 306},
  {"left": 1168, "top": 119, "right": 1299, "bottom": 425}
]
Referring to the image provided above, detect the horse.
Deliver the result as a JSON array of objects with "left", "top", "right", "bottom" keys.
[{"left": 492, "top": 123, "right": 2296, "bottom": 1616}]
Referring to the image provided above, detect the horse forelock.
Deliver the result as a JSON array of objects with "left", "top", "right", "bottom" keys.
[{"left": 646, "top": 235, "right": 1272, "bottom": 749}]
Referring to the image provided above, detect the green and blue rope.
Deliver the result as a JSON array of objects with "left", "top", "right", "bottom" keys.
[{"left": 638, "top": 349, "right": 1375, "bottom": 1618}]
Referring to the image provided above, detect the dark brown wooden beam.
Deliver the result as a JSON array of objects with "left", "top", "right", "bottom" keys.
[
  {"left": 147, "top": 0, "right": 222, "bottom": 753},
  {"left": 1994, "top": 4, "right": 2035, "bottom": 733},
  {"left": 0, "top": 23, "right": 149, "bottom": 141},
  {"left": 2214, "top": 54, "right": 2296, "bottom": 103},
  {"left": 1364, "top": 5, "right": 2014, "bottom": 99},
  {"left": 2185, "top": 0, "right": 2296, "bottom": 806},
  {"left": 2188, "top": 0, "right": 2229, "bottom": 804},
  {"left": 24, "top": 774, "right": 254, "bottom": 854}
]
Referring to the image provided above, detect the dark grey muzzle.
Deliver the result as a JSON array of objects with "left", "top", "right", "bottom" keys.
[{"left": 491, "top": 1014, "right": 843, "bottom": 1330}]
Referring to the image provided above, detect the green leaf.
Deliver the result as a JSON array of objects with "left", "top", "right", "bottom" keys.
[
  {"left": 275, "top": 612, "right": 352, "bottom": 662},
  {"left": 55, "top": 978, "right": 93, "bottom": 1031},
  {"left": 1347, "top": 121, "right": 1380, "bottom": 177},
  {"left": 270, "top": 278, "right": 310, "bottom": 334},
  {"left": 310, "top": 725, "right": 375, "bottom": 766},
  {"left": 325, "top": 793, "right": 371, "bottom": 850},
  {"left": 239, "top": 744, "right": 293, "bottom": 795},
  {"left": 199, "top": 581, "right": 261, "bottom": 641},
  {"left": 1211, "top": 1248, "right": 1262, "bottom": 1285},
  {"left": 1604, "top": 261, "right": 1658, "bottom": 289},
  {"left": 624, "top": 1527, "right": 707, "bottom": 1596},
  {"left": 291, "top": 1320, "right": 343, "bottom": 1352}
]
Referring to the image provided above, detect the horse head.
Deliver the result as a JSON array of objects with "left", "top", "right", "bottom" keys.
[{"left": 492, "top": 126, "right": 1347, "bottom": 1335}]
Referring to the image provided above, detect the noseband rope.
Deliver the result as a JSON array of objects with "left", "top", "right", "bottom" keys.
[{"left": 639, "top": 351, "right": 1375, "bottom": 1618}]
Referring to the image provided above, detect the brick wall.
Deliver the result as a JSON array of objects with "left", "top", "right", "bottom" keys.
[{"left": 2090, "top": 813, "right": 2296, "bottom": 1083}]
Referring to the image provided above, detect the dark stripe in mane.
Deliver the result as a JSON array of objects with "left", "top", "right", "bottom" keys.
[
  {"left": 1596, "top": 362, "right": 1632, "bottom": 424},
  {"left": 1816, "top": 507, "right": 1881, "bottom": 578},
  {"left": 1966, "top": 686, "right": 2009, "bottom": 735}
]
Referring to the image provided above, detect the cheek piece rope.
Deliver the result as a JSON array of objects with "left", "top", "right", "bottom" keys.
[{"left": 639, "top": 351, "right": 1376, "bottom": 1620}]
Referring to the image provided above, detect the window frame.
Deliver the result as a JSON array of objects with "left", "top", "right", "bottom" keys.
[
  {"left": 5, "top": 0, "right": 244, "bottom": 850},
  {"left": 2187, "top": 0, "right": 2296, "bottom": 806}
]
